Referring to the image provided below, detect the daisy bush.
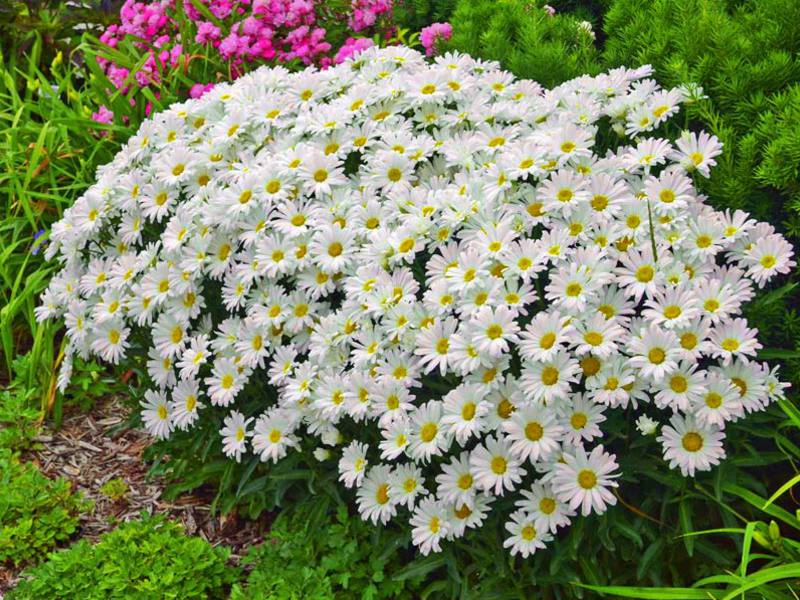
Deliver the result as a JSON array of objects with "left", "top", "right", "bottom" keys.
[{"left": 38, "top": 46, "right": 795, "bottom": 558}]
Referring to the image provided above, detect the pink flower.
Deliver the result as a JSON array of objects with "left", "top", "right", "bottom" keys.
[
  {"left": 196, "top": 21, "right": 222, "bottom": 44},
  {"left": 420, "top": 22, "right": 452, "bottom": 57},
  {"left": 334, "top": 36, "right": 374, "bottom": 64},
  {"left": 91, "top": 105, "right": 114, "bottom": 125},
  {"left": 189, "top": 82, "right": 216, "bottom": 98}
]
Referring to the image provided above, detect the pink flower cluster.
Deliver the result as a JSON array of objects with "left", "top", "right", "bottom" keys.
[
  {"left": 96, "top": 0, "right": 397, "bottom": 116},
  {"left": 420, "top": 22, "right": 452, "bottom": 57}
]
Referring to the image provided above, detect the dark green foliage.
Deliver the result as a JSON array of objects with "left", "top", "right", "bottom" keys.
[
  {"left": 0, "top": 448, "right": 89, "bottom": 566},
  {"left": 602, "top": 0, "right": 800, "bottom": 223},
  {"left": 752, "top": 84, "right": 800, "bottom": 221},
  {"left": 446, "top": 0, "right": 602, "bottom": 87},
  {"left": 0, "top": 386, "right": 40, "bottom": 451},
  {"left": 8, "top": 515, "right": 240, "bottom": 599},
  {"left": 393, "top": 0, "right": 459, "bottom": 33},
  {"left": 231, "top": 499, "right": 428, "bottom": 600}
]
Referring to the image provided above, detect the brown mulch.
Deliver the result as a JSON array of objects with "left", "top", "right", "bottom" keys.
[{"left": 1, "top": 396, "right": 273, "bottom": 594}]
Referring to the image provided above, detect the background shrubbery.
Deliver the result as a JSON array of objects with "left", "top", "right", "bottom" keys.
[{"left": 1, "top": 0, "right": 799, "bottom": 597}]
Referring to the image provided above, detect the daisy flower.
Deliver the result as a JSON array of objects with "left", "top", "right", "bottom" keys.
[
  {"left": 220, "top": 411, "right": 253, "bottom": 463},
  {"left": 333, "top": 438, "right": 370, "bottom": 488},
  {"left": 140, "top": 389, "right": 173, "bottom": 440},
  {"left": 503, "top": 509, "right": 553, "bottom": 557},
  {"left": 551, "top": 445, "right": 619, "bottom": 516},
  {"left": 470, "top": 435, "right": 525, "bottom": 495},
  {"left": 657, "top": 414, "right": 726, "bottom": 476},
  {"left": 410, "top": 497, "right": 450, "bottom": 555}
]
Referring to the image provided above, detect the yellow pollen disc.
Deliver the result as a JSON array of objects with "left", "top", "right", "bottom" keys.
[
  {"left": 486, "top": 324, "right": 503, "bottom": 340},
  {"left": 236, "top": 428, "right": 245, "bottom": 442},
  {"left": 690, "top": 152, "right": 704, "bottom": 166},
  {"left": 157, "top": 404, "right": 168, "bottom": 420},
  {"left": 170, "top": 326, "right": 183, "bottom": 344},
  {"left": 419, "top": 422, "right": 438, "bottom": 443},
  {"left": 398, "top": 238, "right": 415, "bottom": 253},
  {"left": 490, "top": 456, "right": 507, "bottom": 475},
  {"left": 109, "top": 330, "right": 121, "bottom": 344},
  {"left": 539, "top": 498, "right": 556, "bottom": 514},
  {"left": 387, "top": 167, "right": 402, "bottom": 182},
  {"left": 461, "top": 403, "right": 476, "bottom": 421},
  {"left": 454, "top": 504, "right": 472, "bottom": 519},
  {"left": 185, "top": 395, "right": 196, "bottom": 411},
  {"left": 238, "top": 189, "right": 252, "bottom": 204},
  {"left": 680, "top": 332, "right": 697, "bottom": 350},
  {"left": 721, "top": 338, "right": 740, "bottom": 352},
  {"left": 386, "top": 395, "right": 399, "bottom": 410},
  {"left": 376, "top": 483, "right": 390, "bottom": 505},
  {"left": 659, "top": 189, "right": 675, "bottom": 203},
  {"left": 591, "top": 194, "right": 608, "bottom": 211},
  {"left": 269, "top": 429, "right": 281, "bottom": 443},
  {"left": 648, "top": 348, "right": 666, "bottom": 365},
  {"left": 498, "top": 399, "right": 515, "bottom": 419},
  {"left": 664, "top": 305, "right": 682, "bottom": 319},
  {"left": 704, "top": 298, "right": 720, "bottom": 312},
  {"left": 539, "top": 332, "right": 556, "bottom": 349},
  {"left": 705, "top": 392, "right": 722, "bottom": 408},
  {"left": 636, "top": 265, "right": 654, "bottom": 282},
  {"left": 577, "top": 469, "right": 597, "bottom": 489},
  {"left": 731, "top": 377, "right": 747, "bottom": 397},
  {"left": 696, "top": 234, "right": 712, "bottom": 248},
  {"left": 328, "top": 242, "right": 343, "bottom": 257},
  {"left": 541, "top": 366, "right": 559, "bottom": 386},
  {"left": 313, "top": 169, "right": 328, "bottom": 182},
  {"left": 429, "top": 516, "right": 440, "bottom": 533},
  {"left": 221, "top": 374, "right": 234, "bottom": 389},
  {"left": 682, "top": 432, "right": 703, "bottom": 452},
  {"left": 581, "top": 356, "right": 601, "bottom": 376},
  {"left": 457, "top": 474, "right": 473, "bottom": 490},
  {"left": 584, "top": 331, "right": 603, "bottom": 346},
  {"left": 172, "top": 164, "right": 185, "bottom": 176},
  {"left": 604, "top": 377, "right": 619, "bottom": 391},
  {"left": 560, "top": 141, "right": 576, "bottom": 153},
  {"left": 525, "top": 422, "right": 543, "bottom": 441},
  {"left": 566, "top": 282, "right": 582, "bottom": 297},
  {"left": 557, "top": 189, "right": 573, "bottom": 203},
  {"left": 670, "top": 375, "right": 688, "bottom": 393},
  {"left": 760, "top": 255, "right": 776, "bottom": 268},
  {"left": 571, "top": 412, "right": 587, "bottom": 429},
  {"left": 521, "top": 525, "right": 536, "bottom": 541}
]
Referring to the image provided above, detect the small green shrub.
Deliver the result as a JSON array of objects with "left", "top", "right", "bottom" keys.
[
  {"left": 0, "top": 448, "right": 89, "bottom": 566},
  {"left": 446, "top": 0, "right": 602, "bottom": 87},
  {"left": 231, "top": 500, "right": 427, "bottom": 600},
  {"left": 0, "top": 386, "right": 40, "bottom": 450},
  {"left": 99, "top": 477, "right": 129, "bottom": 502},
  {"left": 9, "top": 515, "right": 240, "bottom": 600}
]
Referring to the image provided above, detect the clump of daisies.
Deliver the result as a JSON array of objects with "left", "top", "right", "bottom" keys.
[{"left": 38, "top": 46, "right": 795, "bottom": 558}]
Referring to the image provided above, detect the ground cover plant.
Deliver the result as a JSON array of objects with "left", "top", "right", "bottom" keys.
[
  {"left": 2, "top": 0, "right": 800, "bottom": 598},
  {"left": 7, "top": 515, "right": 240, "bottom": 599},
  {"left": 0, "top": 449, "right": 90, "bottom": 567}
]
